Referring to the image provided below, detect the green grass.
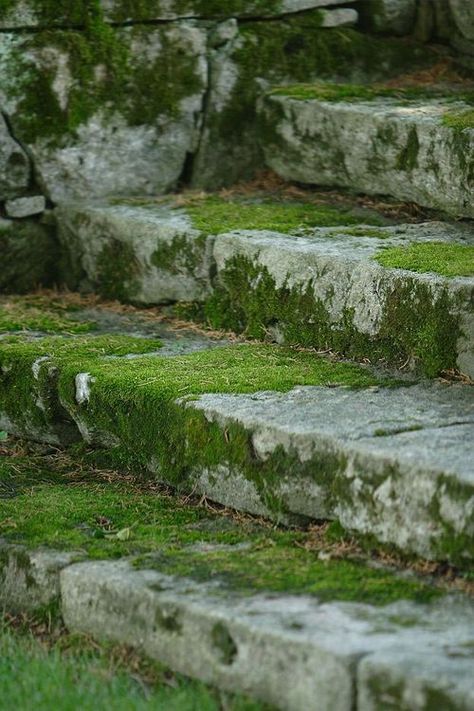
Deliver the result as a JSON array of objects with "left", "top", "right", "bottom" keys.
[
  {"left": 0, "top": 445, "right": 439, "bottom": 606},
  {"left": 184, "top": 196, "right": 385, "bottom": 235},
  {"left": 0, "top": 628, "right": 267, "bottom": 711},
  {"left": 374, "top": 242, "right": 474, "bottom": 278}
]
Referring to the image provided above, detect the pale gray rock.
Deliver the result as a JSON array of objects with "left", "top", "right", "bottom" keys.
[
  {"left": 319, "top": 8, "right": 358, "bottom": 27},
  {"left": 0, "top": 112, "right": 29, "bottom": 199},
  {"left": 56, "top": 202, "right": 214, "bottom": 303},
  {"left": 60, "top": 560, "right": 474, "bottom": 711},
  {"left": 0, "top": 1, "right": 356, "bottom": 27},
  {"left": 0, "top": 24, "right": 208, "bottom": 201},
  {"left": 212, "top": 224, "right": 474, "bottom": 377},
  {"left": 258, "top": 94, "right": 474, "bottom": 218},
  {"left": 0, "top": 540, "right": 77, "bottom": 612},
  {"left": 5, "top": 194, "right": 46, "bottom": 218},
  {"left": 187, "top": 382, "right": 474, "bottom": 560}
]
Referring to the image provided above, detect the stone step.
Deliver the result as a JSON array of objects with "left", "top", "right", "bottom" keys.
[
  {"left": 56, "top": 197, "right": 474, "bottom": 377},
  {"left": 1, "top": 534, "right": 473, "bottom": 711},
  {"left": 257, "top": 85, "right": 474, "bottom": 218},
  {"left": 0, "top": 296, "right": 473, "bottom": 562}
]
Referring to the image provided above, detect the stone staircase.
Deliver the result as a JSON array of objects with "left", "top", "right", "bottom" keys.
[{"left": 1, "top": 0, "right": 474, "bottom": 708}]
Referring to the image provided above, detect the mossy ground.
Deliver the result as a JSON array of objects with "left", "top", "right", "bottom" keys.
[
  {"left": 0, "top": 294, "right": 97, "bottom": 334},
  {"left": 442, "top": 109, "right": 474, "bottom": 131},
  {"left": 0, "top": 439, "right": 441, "bottom": 606},
  {"left": 184, "top": 195, "right": 386, "bottom": 235},
  {"left": 0, "top": 623, "right": 268, "bottom": 711},
  {"left": 375, "top": 242, "right": 474, "bottom": 277}
]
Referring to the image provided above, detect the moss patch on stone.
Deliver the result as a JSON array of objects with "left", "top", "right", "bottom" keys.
[
  {"left": 0, "top": 222, "right": 58, "bottom": 295},
  {"left": 0, "top": 446, "right": 440, "bottom": 605},
  {"left": 201, "top": 254, "right": 461, "bottom": 377},
  {"left": 375, "top": 242, "right": 474, "bottom": 278},
  {"left": 185, "top": 196, "right": 385, "bottom": 235},
  {"left": 268, "top": 82, "right": 474, "bottom": 104},
  {"left": 442, "top": 109, "right": 474, "bottom": 131}
]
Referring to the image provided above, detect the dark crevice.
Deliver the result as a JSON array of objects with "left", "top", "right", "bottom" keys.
[{"left": 176, "top": 151, "right": 196, "bottom": 190}]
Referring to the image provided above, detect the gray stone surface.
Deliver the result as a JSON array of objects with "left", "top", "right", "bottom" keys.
[
  {"left": 358, "top": 648, "right": 474, "bottom": 710},
  {"left": 319, "top": 8, "right": 358, "bottom": 27},
  {"left": 0, "top": 1, "right": 356, "bottom": 28},
  {"left": 364, "top": 0, "right": 416, "bottom": 34},
  {"left": 212, "top": 223, "right": 474, "bottom": 378},
  {"left": 60, "top": 559, "right": 474, "bottom": 711},
  {"left": 0, "top": 540, "right": 77, "bottom": 612},
  {"left": 187, "top": 383, "right": 474, "bottom": 560},
  {"left": 0, "top": 112, "right": 29, "bottom": 200},
  {"left": 56, "top": 202, "right": 213, "bottom": 303},
  {"left": 0, "top": 24, "right": 207, "bottom": 201},
  {"left": 5, "top": 194, "right": 46, "bottom": 217},
  {"left": 258, "top": 94, "right": 474, "bottom": 218},
  {"left": 449, "top": 0, "right": 474, "bottom": 40}
]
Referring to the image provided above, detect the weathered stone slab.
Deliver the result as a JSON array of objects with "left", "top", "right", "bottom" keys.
[
  {"left": 0, "top": 539, "right": 77, "bottom": 612},
  {"left": 0, "top": 24, "right": 207, "bottom": 201},
  {"left": 60, "top": 560, "right": 474, "bottom": 711},
  {"left": 5, "top": 194, "right": 46, "bottom": 218},
  {"left": 187, "top": 383, "right": 474, "bottom": 561},
  {"left": 0, "top": 1, "right": 356, "bottom": 28},
  {"left": 258, "top": 92, "right": 474, "bottom": 218},
  {"left": 0, "top": 217, "right": 58, "bottom": 293},
  {"left": 361, "top": 0, "right": 416, "bottom": 34},
  {"left": 0, "top": 112, "right": 29, "bottom": 200},
  {"left": 211, "top": 223, "right": 474, "bottom": 377},
  {"left": 56, "top": 202, "right": 213, "bottom": 303}
]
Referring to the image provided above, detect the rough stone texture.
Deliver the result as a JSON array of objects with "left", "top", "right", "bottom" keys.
[
  {"left": 362, "top": 0, "right": 416, "bottom": 34},
  {"left": 319, "top": 8, "right": 358, "bottom": 27},
  {"left": 358, "top": 649, "right": 474, "bottom": 710},
  {"left": 0, "top": 540, "right": 77, "bottom": 612},
  {"left": 5, "top": 194, "right": 46, "bottom": 218},
  {"left": 449, "top": 0, "right": 474, "bottom": 40},
  {"left": 259, "top": 94, "right": 474, "bottom": 218},
  {"left": 0, "top": 217, "right": 58, "bottom": 293},
  {"left": 0, "top": 1, "right": 356, "bottom": 27},
  {"left": 60, "top": 560, "right": 474, "bottom": 711},
  {"left": 187, "top": 383, "right": 474, "bottom": 561},
  {"left": 56, "top": 202, "right": 214, "bottom": 303},
  {"left": 0, "top": 24, "right": 207, "bottom": 201},
  {"left": 212, "top": 224, "right": 474, "bottom": 378},
  {"left": 0, "top": 112, "right": 29, "bottom": 200}
]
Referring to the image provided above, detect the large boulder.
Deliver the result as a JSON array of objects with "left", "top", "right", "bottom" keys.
[{"left": 0, "top": 22, "right": 207, "bottom": 201}]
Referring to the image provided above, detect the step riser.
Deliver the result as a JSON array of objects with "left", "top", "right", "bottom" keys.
[{"left": 258, "top": 95, "right": 474, "bottom": 219}]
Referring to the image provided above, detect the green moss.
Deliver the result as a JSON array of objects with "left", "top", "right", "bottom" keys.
[
  {"left": 5, "top": 15, "right": 203, "bottom": 146},
  {"left": 0, "top": 447, "right": 440, "bottom": 605},
  {"left": 185, "top": 196, "right": 385, "bottom": 235},
  {"left": 202, "top": 254, "right": 461, "bottom": 376},
  {"left": 375, "top": 242, "right": 474, "bottom": 278},
  {"left": 0, "top": 222, "right": 58, "bottom": 295},
  {"left": 151, "top": 232, "right": 208, "bottom": 276},
  {"left": 95, "top": 240, "right": 140, "bottom": 302},
  {"left": 442, "top": 109, "right": 474, "bottom": 131},
  {"left": 396, "top": 126, "right": 419, "bottom": 171},
  {"left": 269, "top": 82, "right": 474, "bottom": 104},
  {"left": 0, "top": 296, "right": 96, "bottom": 334}
]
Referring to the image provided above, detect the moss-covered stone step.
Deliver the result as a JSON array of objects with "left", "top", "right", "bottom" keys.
[
  {"left": 258, "top": 85, "right": 474, "bottom": 218},
  {"left": 0, "top": 441, "right": 472, "bottom": 711},
  {"left": 56, "top": 198, "right": 474, "bottom": 377},
  {"left": 0, "top": 302, "right": 473, "bottom": 562}
]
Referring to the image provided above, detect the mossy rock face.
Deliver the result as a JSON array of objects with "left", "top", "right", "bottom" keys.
[
  {"left": 258, "top": 90, "right": 474, "bottom": 218},
  {"left": 0, "top": 22, "right": 207, "bottom": 201},
  {"left": 0, "top": 218, "right": 58, "bottom": 294},
  {"left": 0, "top": 113, "right": 30, "bottom": 200}
]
